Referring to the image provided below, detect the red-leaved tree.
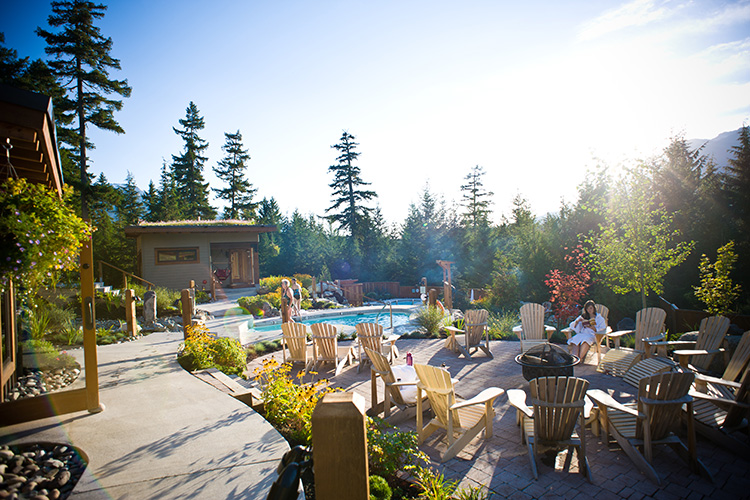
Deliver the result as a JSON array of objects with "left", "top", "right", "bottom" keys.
[{"left": 545, "top": 245, "right": 591, "bottom": 326}]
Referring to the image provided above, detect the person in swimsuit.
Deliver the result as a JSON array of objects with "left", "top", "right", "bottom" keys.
[
  {"left": 291, "top": 278, "right": 302, "bottom": 316},
  {"left": 280, "top": 279, "right": 295, "bottom": 320}
]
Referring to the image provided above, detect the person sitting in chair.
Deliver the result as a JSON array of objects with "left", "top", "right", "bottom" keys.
[{"left": 568, "top": 300, "right": 606, "bottom": 361}]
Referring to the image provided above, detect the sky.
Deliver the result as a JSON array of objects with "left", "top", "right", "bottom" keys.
[{"left": 3, "top": 0, "right": 750, "bottom": 225}]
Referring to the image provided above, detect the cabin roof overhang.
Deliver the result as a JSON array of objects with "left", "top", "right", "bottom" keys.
[{"left": 124, "top": 221, "right": 278, "bottom": 238}]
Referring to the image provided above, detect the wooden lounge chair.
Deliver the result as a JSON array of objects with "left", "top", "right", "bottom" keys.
[
  {"left": 512, "top": 303, "right": 556, "bottom": 352},
  {"left": 443, "top": 309, "right": 492, "bottom": 358},
  {"left": 561, "top": 304, "right": 613, "bottom": 364},
  {"left": 365, "top": 347, "right": 428, "bottom": 424},
  {"left": 310, "top": 323, "right": 354, "bottom": 376},
  {"left": 596, "top": 307, "right": 666, "bottom": 377},
  {"left": 646, "top": 315, "right": 730, "bottom": 372},
  {"left": 355, "top": 322, "right": 391, "bottom": 373},
  {"left": 693, "top": 330, "right": 750, "bottom": 396},
  {"left": 588, "top": 372, "right": 713, "bottom": 485},
  {"left": 281, "top": 322, "right": 314, "bottom": 371},
  {"left": 413, "top": 363, "right": 503, "bottom": 462},
  {"left": 507, "top": 376, "right": 592, "bottom": 481}
]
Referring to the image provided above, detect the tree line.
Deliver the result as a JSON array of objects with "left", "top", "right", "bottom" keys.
[{"left": 1, "top": 1, "right": 748, "bottom": 320}]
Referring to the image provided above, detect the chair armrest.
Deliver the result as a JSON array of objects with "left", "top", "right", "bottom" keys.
[
  {"left": 512, "top": 325, "right": 523, "bottom": 340},
  {"left": 444, "top": 326, "right": 465, "bottom": 334},
  {"left": 587, "top": 389, "right": 641, "bottom": 418},
  {"left": 643, "top": 333, "right": 666, "bottom": 343},
  {"left": 584, "top": 395, "right": 593, "bottom": 419},
  {"left": 674, "top": 348, "right": 724, "bottom": 357},
  {"left": 694, "top": 373, "right": 741, "bottom": 390},
  {"left": 641, "top": 395, "right": 692, "bottom": 406},
  {"left": 561, "top": 327, "right": 573, "bottom": 340},
  {"left": 689, "top": 390, "right": 750, "bottom": 409},
  {"left": 507, "top": 389, "right": 534, "bottom": 418},
  {"left": 451, "top": 387, "right": 504, "bottom": 410},
  {"left": 647, "top": 340, "right": 695, "bottom": 348},
  {"left": 607, "top": 329, "right": 634, "bottom": 339}
]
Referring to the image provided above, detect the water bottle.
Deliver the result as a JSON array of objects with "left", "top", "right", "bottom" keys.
[{"left": 406, "top": 352, "right": 413, "bottom": 366}]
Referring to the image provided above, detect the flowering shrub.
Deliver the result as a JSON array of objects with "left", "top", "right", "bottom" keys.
[
  {"left": 253, "top": 358, "right": 335, "bottom": 445},
  {"left": 0, "top": 178, "right": 91, "bottom": 299},
  {"left": 544, "top": 245, "right": 591, "bottom": 326},
  {"left": 178, "top": 324, "right": 247, "bottom": 377}
]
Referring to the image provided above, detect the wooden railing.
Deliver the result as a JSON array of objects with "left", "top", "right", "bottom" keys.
[{"left": 98, "top": 261, "right": 156, "bottom": 290}]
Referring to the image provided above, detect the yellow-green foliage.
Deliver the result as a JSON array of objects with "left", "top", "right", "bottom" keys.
[
  {"left": 179, "top": 324, "right": 247, "bottom": 377},
  {"left": 694, "top": 241, "right": 742, "bottom": 315},
  {"left": 253, "top": 358, "right": 335, "bottom": 445}
]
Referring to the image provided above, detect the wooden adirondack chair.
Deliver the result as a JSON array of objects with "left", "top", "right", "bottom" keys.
[
  {"left": 310, "top": 323, "right": 354, "bottom": 376},
  {"left": 597, "top": 307, "right": 666, "bottom": 377},
  {"left": 365, "top": 347, "right": 429, "bottom": 424},
  {"left": 561, "top": 304, "right": 613, "bottom": 364},
  {"left": 688, "top": 331, "right": 750, "bottom": 458},
  {"left": 443, "top": 309, "right": 492, "bottom": 358},
  {"left": 512, "top": 303, "right": 556, "bottom": 352},
  {"left": 281, "top": 322, "right": 314, "bottom": 371},
  {"left": 507, "top": 377, "right": 592, "bottom": 481},
  {"left": 588, "top": 372, "right": 713, "bottom": 485},
  {"left": 413, "top": 363, "right": 504, "bottom": 462},
  {"left": 355, "top": 322, "right": 391, "bottom": 373},
  {"left": 646, "top": 315, "right": 730, "bottom": 371}
]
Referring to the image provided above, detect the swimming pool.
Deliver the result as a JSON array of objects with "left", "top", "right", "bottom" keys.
[{"left": 249, "top": 311, "right": 413, "bottom": 333}]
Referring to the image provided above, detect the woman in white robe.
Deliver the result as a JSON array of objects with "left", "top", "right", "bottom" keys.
[{"left": 568, "top": 300, "right": 606, "bottom": 361}]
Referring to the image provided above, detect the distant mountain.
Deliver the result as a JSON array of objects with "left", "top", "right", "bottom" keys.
[{"left": 688, "top": 128, "right": 742, "bottom": 171}]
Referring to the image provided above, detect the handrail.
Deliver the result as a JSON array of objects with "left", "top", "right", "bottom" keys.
[
  {"left": 363, "top": 294, "right": 393, "bottom": 330},
  {"left": 98, "top": 260, "right": 157, "bottom": 290}
]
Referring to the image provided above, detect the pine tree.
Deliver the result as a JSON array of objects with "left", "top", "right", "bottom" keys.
[
  {"left": 460, "top": 165, "right": 493, "bottom": 227},
  {"left": 212, "top": 130, "right": 258, "bottom": 220},
  {"left": 117, "top": 171, "right": 144, "bottom": 226},
  {"left": 142, "top": 180, "right": 158, "bottom": 222},
  {"left": 171, "top": 102, "right": 215, "bottom": 220},
  {"left": 726, "top": 125, "right": 750, "bottom": 233},
  {"left": 326, "top": 131, "right": 377, "bottom": 237},
  {"left": 257, "top": 197, "right": 282, "bottom": 274},
  {"left": 152, "top": 161, "right": 181, "bottom": 222},
  {"left": 36, "top": 1, "right": 131, "bottom": 218}
]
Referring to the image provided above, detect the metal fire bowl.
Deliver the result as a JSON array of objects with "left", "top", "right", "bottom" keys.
[{"left": 514, "top": 353, "right": 581, "bottom": 382}]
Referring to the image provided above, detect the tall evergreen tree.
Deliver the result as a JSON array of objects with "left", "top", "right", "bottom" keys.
[
  {"left": 171, "top": 102, "right": 215, "bottom": 220},
  {"left": 326, "top": 131, "right": 377, "bottom": 237},
  {"left": 460, "top": 165, "right": 493, "bottom": 227},
  {"left": 116, "top": 171, "right": 144, "bottom": 226},
  {"left": 142, "top": 180, "right": 158, "bottom": 222},
  {"left": 725, "top": 125, "right": 750, "bottom": 234},
  {"left": 257, "top": 197, "right": 282, "bottom": 275},
  {"left": 36, "top": 1, "right": 131, "bottom": 218},
  {"left": 212, "top": 130, "right": 257, "bottom": 220}
]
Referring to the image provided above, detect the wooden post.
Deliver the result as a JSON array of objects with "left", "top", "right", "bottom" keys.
[
  {"left": 312, "top": 392, "right": 369, "bottom": 500},
  {"left": 429, "top": 288, "right": 438, "bottom": 308},
  {"left": 181, "top": 289, "right": 192, "bottom": 339},
  {"left": 312, "top": 277, "right": 317, "bottom": 299},
  {"left": 81, "top": 238, "right": 103, "bottom": 413},
  {"left": 444, "top": 282, "right": 452, "bottom": 311},
  {"left": 281, "top": 297, "right": 290, "bottom": 323},
  {"left": 125, "top": 289, "right": 137, "bottom": 337}
]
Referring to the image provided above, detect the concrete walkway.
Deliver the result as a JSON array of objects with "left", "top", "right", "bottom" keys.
[{"left": 0, "top": 330, "right": 288, "bottom": 500}]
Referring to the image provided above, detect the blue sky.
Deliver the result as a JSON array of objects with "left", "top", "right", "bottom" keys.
[{"left": 4, "top": 0, "right": 749, "bottom": 224}]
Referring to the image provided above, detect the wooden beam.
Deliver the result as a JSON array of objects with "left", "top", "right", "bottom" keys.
[
  {"left": 0, "top": 388, "right": 88, "bottom": 426},
  {"left": 0, "top": 122, "right": 37, "bottom": 143}
]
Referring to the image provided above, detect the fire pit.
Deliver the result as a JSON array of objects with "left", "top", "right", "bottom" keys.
[{"left": 514, "top": 343, "right": 580, "bottom": 381}]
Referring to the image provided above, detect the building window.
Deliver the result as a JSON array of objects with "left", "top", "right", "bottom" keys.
[{"left": 155, "top": 247, "right": 199, "bottom": 265}]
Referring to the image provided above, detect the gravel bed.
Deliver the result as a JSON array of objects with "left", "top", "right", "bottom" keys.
[
  {"left": 3, "top": 368, "right": 81, "bottom": 403},
  {"left": 0, "top": 443, "right": 87, "bottom": 500}
]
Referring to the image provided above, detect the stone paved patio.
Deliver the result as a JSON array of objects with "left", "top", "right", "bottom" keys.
[{"left": 247, "top": 338, "right": 750, "bottom": 499}]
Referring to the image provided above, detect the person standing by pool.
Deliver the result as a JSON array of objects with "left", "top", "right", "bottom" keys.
[
  {"left": 291, "top": 278, "right": 302, "bottom": 316},
  {"left": 280, "top": 279, "right": 295, "bottom": 322},
  {"left": 567, "top": 300, "right": 606, "bottom": 361}
]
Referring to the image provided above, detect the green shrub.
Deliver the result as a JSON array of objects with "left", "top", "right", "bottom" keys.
[
  {"left": 413, "top": 466, "right": 456, "bottom": 500},
  {"left": 23, "top": 307, "right": 51, "bottom": 340},
  {"left": 369, "top": 475, "right": 392, "bottom": 500},
  {"left": 487, "top": 311, "right": 519, "bottom": 341},
  {"left": 253, "top": 358, "right": 335, "bottom": 445},
  {"left": 178, "top": 324, "right": 248, "bottom": 377},
  {"left": 367, "top": 417, "right": 427, "bottom": 481},
  {"left": 22, "top": 339, "right": 57, "bottom": 353},
  {"left": 238, "top": 295, "right": 271, "bottom": 316},
  {"left": 21, "top": 340, "right": 78, "bottom": 370},
  {"left": 411, "top": 306, "right": 450, "bottom": 337}
]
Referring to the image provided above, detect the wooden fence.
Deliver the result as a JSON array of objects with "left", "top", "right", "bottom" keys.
[{"left": 658, "top": 296, "right": 750, "bottom": 334}]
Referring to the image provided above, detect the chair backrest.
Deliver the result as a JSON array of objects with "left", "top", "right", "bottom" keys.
[
  {"left": 634, "top": 308, "right": 667, "bottom": 351},
  {"left": 691, "top": 315, "right": 730, "bottom": 371},
  {"left": 414, "top": 363, "right": 461, "bottom": 428},
  {"left": 529, "top": 376, "right": 589, "bottom": 442},
  {"left": 636, "top": 371, "right": 694, "bottom": 441},
  {"left": 520, "top": 303, "right": 546, "bottom": 340},
  {"left": 725, "top": 365, "right": 750, "bottom": 427},
  {"left": 310, "top": 323, "right": 338, "bottom": 361},
  {"left": 356, "top": 322, "right": 384, "bottom": 351},
  {"left": 281, "top": 322, "right": 309, "bottom": 362},
  {"left": 595, "top": 304, "right": 610, "bottom": 326},
  {"left": 723, "top": 331, "right": 750, "bottom": 382},
  {"left": 465, "top": 309, "right": 489, "bottom": 346},
  {"left": 365, "top": 347, "right": 407, "bottom": 406}
]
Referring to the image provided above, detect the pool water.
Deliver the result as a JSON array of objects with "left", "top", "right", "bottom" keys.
[{"left": 249, "top": 311, "right": 412, "bottom": 333}]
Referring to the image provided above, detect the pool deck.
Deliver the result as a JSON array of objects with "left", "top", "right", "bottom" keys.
[{"left": 249, "top": 338, "right": 750, "bottom": 499}]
